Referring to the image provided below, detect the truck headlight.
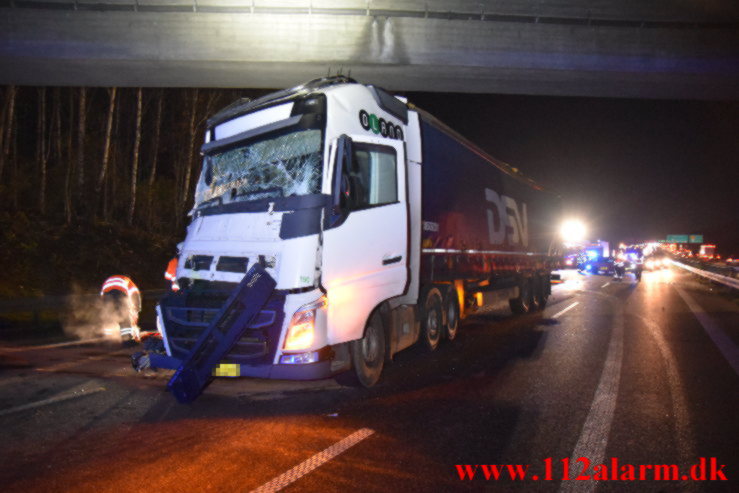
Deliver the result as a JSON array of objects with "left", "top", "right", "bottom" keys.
[{"left": 283, "top": 296, "right": 327, "bottom": 351}]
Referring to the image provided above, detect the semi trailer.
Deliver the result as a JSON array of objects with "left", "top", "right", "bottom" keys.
[{"left": 157, "top": 76, "right": 561, "bottom": 389}]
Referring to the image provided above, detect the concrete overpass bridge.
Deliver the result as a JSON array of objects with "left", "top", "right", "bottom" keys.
[{"left": 1, "top": 0, "right": 738, "bottom": 99}]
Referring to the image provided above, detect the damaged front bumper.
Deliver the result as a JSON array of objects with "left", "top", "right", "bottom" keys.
[{"left": 155, "top": 283, "right": 338, "bottom": 381}]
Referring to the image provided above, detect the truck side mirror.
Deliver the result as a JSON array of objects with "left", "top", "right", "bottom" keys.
[{"left": 332, "top": 135, "right": 353, "bottom": 217}]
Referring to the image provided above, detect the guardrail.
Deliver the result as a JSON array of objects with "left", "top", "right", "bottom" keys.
[
  {"left": 0, "top": 290, "right": 167, "bottom": 328},
  {"left": 672, "top": 261, "right": 739, "bottom": 290}
]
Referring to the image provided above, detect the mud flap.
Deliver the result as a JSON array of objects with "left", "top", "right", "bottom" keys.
[{"left": 167, "top": 264, "right": 276, "bottom": 403}]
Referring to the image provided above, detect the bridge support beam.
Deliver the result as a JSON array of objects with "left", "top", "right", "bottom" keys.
[{"left": 1, "top": 6, "right": 738, "bottom": 99}]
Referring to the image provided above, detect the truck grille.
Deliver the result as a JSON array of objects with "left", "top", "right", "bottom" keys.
[{"left": 161, "top": 285, "right": 285, "bottom": 363}]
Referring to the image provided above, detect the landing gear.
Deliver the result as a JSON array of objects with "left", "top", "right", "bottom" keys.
[{"left": 351, "top": 311, "right": 385, "bottom": 387}]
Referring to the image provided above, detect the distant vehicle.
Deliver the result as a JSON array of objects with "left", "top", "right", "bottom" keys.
[
  {"left": 644, "top": 256, "right": 670, "bottom": 271},
  {"left": 699, "top": 244, "right": 717, "bottom": 259},
  {"left": 563, "top": 253, "right": 579, "bottom": 268},
  {"left": 579, "top": 257, "right": 614, "bottom": 275},
  {"left": 577, "top": 242, "right": 614, "bottom": 275}
]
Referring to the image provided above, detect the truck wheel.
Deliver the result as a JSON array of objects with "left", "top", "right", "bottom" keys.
[
  {"left": 533, "top": 275, "right": 548, "bottom": 310},
  {"left": 443, "top": 287, "right": 460, "bottom": 341},
  {"left": 510, "top": 278, "right": 532, "bottom": 314},
  {"left": 351, "top": 311, "right": 385, "bottom": 387},
  {"left": 420, "top": 288, "right": 443, "bottom": 351}
]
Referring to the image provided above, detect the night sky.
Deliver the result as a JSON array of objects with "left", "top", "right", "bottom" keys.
[{"left": 404, "top": 92, "right": 739, "bottom": 255}]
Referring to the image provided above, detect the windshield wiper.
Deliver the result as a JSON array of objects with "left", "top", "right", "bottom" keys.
[
  {"left": 233, "top": 186, "right": 284, "bottom": 201},
  {"left": 197, "top": 196, "right": 223, "bottom": 209}
]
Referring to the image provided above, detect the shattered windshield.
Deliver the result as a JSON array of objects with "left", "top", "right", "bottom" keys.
[{"left": 195, "top": 129, "right": 323, "bottom": 209}]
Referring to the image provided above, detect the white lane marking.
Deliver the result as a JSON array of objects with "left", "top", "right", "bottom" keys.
[
  {"left": 676, "top": 287, "right": 739, "bottom": 376},
  {"left": 552, "top": 302, "right": 579, "bottom": 319},
  {"left": 0, "top": 382, "right": 106, "bottom": 417},
  {"left": 637, "top": 315, "right": 697, "bottom": 493},
  {"left": 559, "top": 300, "right": 623, "bottom": 493},
  {"left": 250, "top": 428, "right": 375, "bottom": 493},
  {"left": 601, "top": 282, "right": 610, "bottom": 288},
  {"left": 0, "top": 337, "right": 108, "bottom": 352}
]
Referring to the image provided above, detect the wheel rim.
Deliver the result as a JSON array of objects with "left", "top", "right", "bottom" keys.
[
  {"left": 426, "top": 308, "right": 440, "bottom": 341},
  {"left": 447, "top": 301, "right": 458, "bottom": 335},
  {"left": 361, "top": 324, "right": 380, "bottom": 364}
]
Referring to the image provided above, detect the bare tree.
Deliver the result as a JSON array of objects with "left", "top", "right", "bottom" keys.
[
  {"left": 106, "top": 89, "right": 123, "bottom": 221},
  {"left": 64, "top": 88, "right": 75, "bottom": 224},
  {"left": 9, "top": 117, "right": 18, "bottom": 210},
  {"left": 0, "top": 85, "right": 17, "bottom": 183},
  {"left": 147, "top": 90, "right": 164, "bottom": 226},
  {"left": 96, "top": 87, "right": 117, "bottom": 217},
  {"left": 76, "top": 87, "right": 87, "bottom": 211},
  {"left": 128, "top": 88, "right": 143, "bottom": 225},
  {"left": 52, "top": 88, "right": 64, "bottom": 217},
  {"left": 37, "top": 88, "right": 51, "bottom": 214},
  {"left": 179, "top": 88, "right": 199, "bottom": 221},
  {"left": 0, "top": 88, "right": 6, "bottom": 155}
]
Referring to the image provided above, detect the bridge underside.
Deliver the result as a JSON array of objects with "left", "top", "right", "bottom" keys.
[{"left": 1, "top": 1, "right": 738, "bottom": 99}]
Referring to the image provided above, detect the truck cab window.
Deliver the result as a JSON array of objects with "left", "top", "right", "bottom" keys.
[{"left": 343, "top": 143, "right": 397, "bottom": 210}]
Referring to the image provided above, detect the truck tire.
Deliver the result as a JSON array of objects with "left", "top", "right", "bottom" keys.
[
  {"left": 510, "top": 277, "right": 533, "bottom": 314},
  {"left": 351, "top": 311, "right": 385, "bottom": 387},
  {"left": 420, "top": 287, "right": 443, "bottom": 351},
  {"left": 443, "top": 286, "right": 460, "bottom": 341},
  {"left": 533, "top": 275, "right": 548, "bottom": 310}
]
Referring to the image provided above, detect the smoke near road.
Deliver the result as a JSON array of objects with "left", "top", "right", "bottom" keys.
[{"left": 63, "top": 285, "right": 134, "bottom": 341}]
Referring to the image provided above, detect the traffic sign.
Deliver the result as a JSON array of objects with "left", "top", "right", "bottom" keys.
[
  {"left": 667, "top": 235, "right": 689, "bottom": 243},
  {"left": 689, "top": 234, "right": 703, "bottom": 244}
]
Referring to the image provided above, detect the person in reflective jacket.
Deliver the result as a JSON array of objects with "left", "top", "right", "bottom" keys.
[{"left": 100, "top": 275, "right": 141, "bottom": 343}]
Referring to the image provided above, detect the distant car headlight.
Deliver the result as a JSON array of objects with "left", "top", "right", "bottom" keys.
[{"left": 646, "top": 260, "right": 655, "bottom": 269}]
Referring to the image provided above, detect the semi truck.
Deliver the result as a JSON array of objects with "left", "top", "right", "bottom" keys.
[{"left": 157, "top": 76, "right": 561, "bottom": 388}]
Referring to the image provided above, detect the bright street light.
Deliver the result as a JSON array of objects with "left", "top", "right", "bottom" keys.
[{"left": 560, "top": 219, "right": 587, "bottom": 244}]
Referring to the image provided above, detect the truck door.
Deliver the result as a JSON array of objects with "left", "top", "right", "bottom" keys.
[{"left": 322, "top": 135, "right": 408, "bottom": 344}]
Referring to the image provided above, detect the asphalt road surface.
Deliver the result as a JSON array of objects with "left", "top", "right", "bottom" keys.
[{"left": 1, "top": 268, "right": 737, "bottom": 492}]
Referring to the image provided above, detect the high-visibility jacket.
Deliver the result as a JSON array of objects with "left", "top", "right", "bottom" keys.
[
  {"left": 165, "top": 257, "right": 180, "bottom": 291},
  {"left": 101, "top": 275, "right": 139, "bottom": 297},
  {"left": 165, "top": 257, "right": 178, "bottom": 282},
  {"left": 101, "top": 275, "right": 142, "bottom": 322}
]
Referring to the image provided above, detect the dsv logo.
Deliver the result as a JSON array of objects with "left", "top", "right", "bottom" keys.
[
  {"left": 485, "top": 188, "right": 528, "bottom": 247},
  {"left": 359, "top": 110, "right": 404, "bottom": 140}
]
